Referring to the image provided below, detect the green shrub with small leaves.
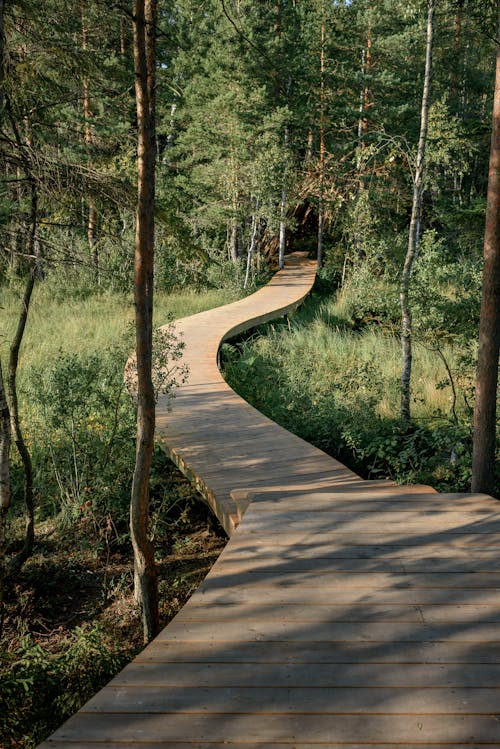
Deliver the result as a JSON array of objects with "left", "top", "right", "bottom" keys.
[{"left": 0, "top": 626, "right": 130, "bottom": 748}]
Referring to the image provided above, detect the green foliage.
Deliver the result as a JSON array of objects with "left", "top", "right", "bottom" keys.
[
  {"left": 0, "top": 626, "right": 130, "bottom": 748},
  {"left": 22, "top": 348, "right": 135, "bottom": 528},
  {"left": 222, "top": 282, "right": 494, "bottom": 494},
  {"left": 337, "top": 258, "right": 400, "bottom": 329}
]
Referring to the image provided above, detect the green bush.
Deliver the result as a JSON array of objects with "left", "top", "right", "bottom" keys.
[
  {"left": 0, "top": 626, "right": 130, "bottom": 748},
  {"left": 21, "top": 348, "right": 135, "bottom": 530}
]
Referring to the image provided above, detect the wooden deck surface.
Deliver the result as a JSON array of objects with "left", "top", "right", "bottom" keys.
[{"left": 40, "top": 252, "right": 500, "bottom": 748}]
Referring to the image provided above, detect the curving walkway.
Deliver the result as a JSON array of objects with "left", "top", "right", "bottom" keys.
[{"left": 41, "top": 252, "right": 500, "bottom": 748}]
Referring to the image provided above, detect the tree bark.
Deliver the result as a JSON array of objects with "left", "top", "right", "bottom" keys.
[
  {"left": 278, "top": 126, "right": 289, "bottom": 270},
  {"left": 471, "top": 3, "right": 500, "bottom": 495},
  {"left": 400, "top": 0, "right": 434, "bottom": 421},
  {"left": 8, "top": 184, "right": 37, "bottom": 572},
  {"left": 244, "top": 207, "right": 259, "bottom": 289},
  {"left": 131, "top": 0, "right": 159, "bottom": 643},
  {"left": 81, "top": 0, "right": 98, "bottom": 279},
  {"left": 0, "top": 0, "right": 4, "bottom": 114},
  {"left": 0, "top": 361, "right": 9, "bottom": 514},
  {"left": 0, "top": 360, "right": 10, "bottom": 636},
  {"left": 317, "top": 0, "right": 325, "bottom": 270}
]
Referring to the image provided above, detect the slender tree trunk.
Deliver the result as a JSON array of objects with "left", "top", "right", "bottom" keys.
[
  {"left": 278, "top": 187, "right": 286, "bottom": 269},
  {"left": 460, "top": 2, "right": 470, "bottom": 120},
  {"left": 230, "top": 220, "right": 239, "bottom": 263},
  {"left": 400, "top": 0, "right": 434, "bottom": 421},
  {"left": 471, "top": 4, "right": 500, "bottom": 495},
  {"left": 0, "top": 361, "right": 9, "bottom": 514},
  {"left": 120, "top": 14, "right": 126, "bottom": 57},
  {"left": 131, "top": 0, "right": 159, "bottom": 644},
  {"left": 317, "top": 0, "right": 326, "bottom": 270},
  {"left": 450, "top": 0, "right": 463, "bottom": 104},
  {"left": 0, "top": 0, "right": 4, "bottom": 114},
  {"left": 357, "top": 47, "right": 367, "bottom": 166},
  {"left": 81, "top": 0, "right": 98, "bottom": 279},
  {"left": 0, "top": 360, "right": 10, "bottom": 636},
  {"left": 8, "top": 185, "right": 37, "bottom": 572},
  {"left": 305, "top": 127, "right": 313, "bottom": 165},
  {"left": 278, "top": 126, "right": 289, "bottom": 270},
  {"left": 244, "top": 207, "right": 259, "bottom": 289}
]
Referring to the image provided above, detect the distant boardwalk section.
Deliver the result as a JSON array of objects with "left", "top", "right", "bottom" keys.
[{"left": 41, "top": 252, "right": 500, "bottom": 748}]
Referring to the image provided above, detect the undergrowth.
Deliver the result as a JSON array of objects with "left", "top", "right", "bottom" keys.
[
  {"left": 222, "top": 271, "right": 495, "bottom": 494},
  {"left": 1, "top": 281, "right": 232, "bottom": 748}
]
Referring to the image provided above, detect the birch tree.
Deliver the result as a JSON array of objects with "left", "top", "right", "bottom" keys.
[{"left": 400, "top": 0, "right": 434, "bottom": 421}]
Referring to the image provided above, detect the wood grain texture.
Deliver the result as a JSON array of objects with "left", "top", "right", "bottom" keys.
[{"left": 39, "top": 254, "right": 500, "bottom": 748}]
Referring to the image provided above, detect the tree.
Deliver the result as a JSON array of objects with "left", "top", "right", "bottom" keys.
[
  {"left": 0, "top": 360, "right": 10, "bottom": 634},
  {"left": 400, "top": 0, "right": 434, "bottom": 421},
  {"left": 471, "top": 1, "right": 500, "bottom": 495},
  {"left": 130, "top": 0, "right": 159, "bottom": 643}
]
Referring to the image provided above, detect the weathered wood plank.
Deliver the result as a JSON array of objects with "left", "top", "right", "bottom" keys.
[
  {"left": 42, "top": 712, "right": 500, "bottom": 744},
  {"left": 155, "top": 619, "right": 500, "bottom": 644},
  {"left": 39, "top": 743, "right": 500, "bottom": 749},
  {"left": 82, "top": 686, "right": 500, "bottom": 715},
  {"left": 135, "top": 639, "right": 500, "bottom": 665},
  {"left": 176, "top": 602, "right": 500, "bottom": 623},
  {"left": 108, "top": 662, "right": 500, "bottom": 688},
  {"left": 200, "top": 569, "right": 500, "bottom": 588}
]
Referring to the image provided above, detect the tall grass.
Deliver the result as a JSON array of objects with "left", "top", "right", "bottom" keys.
[
  {"left": 223, "top": 288, "right": 474, "bottom": 491},
  {"left": 2, "top": 282, "right": 239, "bottom": 378}
]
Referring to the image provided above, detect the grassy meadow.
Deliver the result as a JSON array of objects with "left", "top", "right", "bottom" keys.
[{"left": 2, "top": 279, "right": 239, "bottom": 375}]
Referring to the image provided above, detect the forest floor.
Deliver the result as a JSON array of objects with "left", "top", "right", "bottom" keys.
[
  {"left": 4, "top": 493, "right": 226, "bottom": 654},
  {"left": 2, "top": 462, "right": 227, "bottom": 749}
]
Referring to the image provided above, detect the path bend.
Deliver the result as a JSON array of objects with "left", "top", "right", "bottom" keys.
[{"left": 41, "top": 252, "right": 500, "bottom": 749}]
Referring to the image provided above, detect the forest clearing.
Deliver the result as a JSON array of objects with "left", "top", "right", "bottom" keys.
[{"left": 1, "top": 1, "right": 500, "bottom": 747}]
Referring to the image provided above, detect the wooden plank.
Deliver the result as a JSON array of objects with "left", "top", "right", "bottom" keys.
[
  {"left": 109, "top": 662, "right": 500, "bottom": 688},
  {"left": 238, "top": 512, "right": 500, "bottom": 532},
  {"left": 136, "top": 639, "right": 500, "bottom": 665},
  {"left": 43, "top": 712, "right": 500, "bottom": 744},
  {"left": 191, "top": 585, "right": 500, "bottom": 606},
  {"left": 83, "top": 685, "right": 500, "bottom": 715},
  {"left": 242, "top": 492, "right": 494, "bottom": 511},
  {"left": 228, "top": 530, "right": 500, "bottom": 545},
  {"left": 176, "top": 602, "right": 500, "bottom": 624},
  {"left": 38, "top": 744, "right": 500, "bottom": 749},
  {"left": 223, "top": 540, "right": 500, "bottom": 558},
  {"left": 201, "top": 569, "right": 500, "bottom": 588},
  {"left": 156, "top": 619, "right": 500, "bottom": 642},
  {"left": 213, "top": 555, "right": 500, "bottom": 573}
]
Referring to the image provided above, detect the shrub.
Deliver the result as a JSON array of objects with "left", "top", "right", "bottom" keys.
[{"left": 0, "top": 626, "right": 130, "bottom": 748}]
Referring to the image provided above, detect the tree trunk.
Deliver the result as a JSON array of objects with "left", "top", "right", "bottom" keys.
[
  {"left": 0, "top": 361, "right": 9, "bottom": 514},
  {"left": 0, "top": 359, "right": 10, "bottom": 636},
  {"left": 471, "top": 3, "right": 500, "bottom": 495},
  {"left": 81, "top": 0, "right": 99, "bottom": 279},
  {"left": 230, "top": 220, "right": 239, "bottom": 263},
  {"left": 278, "top": 186, "right": 286, "bottom": 269},
  {"left": 317, "top": 0, "right": 325, "bottom": 270},
  {"left": 244, "top": 208, "right": 259, "bottom": 289},
  {"left": 0, "top": 0, "right": 4, "bottom": 114},
  {"left": 400, "top": 0, "right": 434, "bottom": 421},
  {"left": 8, "top": 185, "right": 37, "bottom": 572},
  {"left": 131, "top": 0, "right": 159, "bottom": 644},
  {"left": 278, "top": 126, "right": 289, "bottom": 270}
]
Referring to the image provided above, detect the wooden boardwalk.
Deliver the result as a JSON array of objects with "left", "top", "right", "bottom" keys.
[{"left": 41, "top": 252, "right": 500, "bottom": 748}]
